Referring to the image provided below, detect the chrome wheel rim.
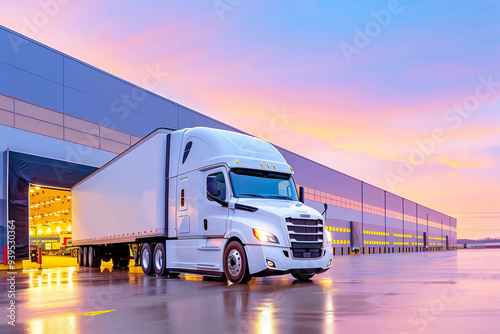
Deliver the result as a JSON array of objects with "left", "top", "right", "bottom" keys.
[
  {"left": 227, "top": 249, "right": 242, "bottom": 277},
  {"left": 142, "top": 248, "right": 150, "bottom": 269},
  {"left": 155, "top": 249, "right": 163, "bottom": 270}
]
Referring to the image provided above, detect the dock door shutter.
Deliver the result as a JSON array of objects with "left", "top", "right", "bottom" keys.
[
  {"left": 7, "top": 151, "right": 97, "bottom": 260},
  {"left": 351, "top": 221, "right": 362, "bottom": 251}
]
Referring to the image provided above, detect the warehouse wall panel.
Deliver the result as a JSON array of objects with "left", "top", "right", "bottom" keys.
[
  {"left": 0, "top": 28, "right": 63, "bottom": 83},
  {"left": 63, "top": 87, "right": 167, "bottom": 137},
  {"left": 63, "top": 58, "right": 179, "bottom": 128},
  {"left": 0, "top": 62, "right": 63, "bottom": 112}
]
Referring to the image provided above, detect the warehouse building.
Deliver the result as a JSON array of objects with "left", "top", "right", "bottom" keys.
[{"left": 0, "top": 26, "right": 456, "bottom": 269}]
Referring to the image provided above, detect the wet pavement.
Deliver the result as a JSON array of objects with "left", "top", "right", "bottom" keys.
[{"left": 1, "top": 249, "right": 499, "bottom": 334}]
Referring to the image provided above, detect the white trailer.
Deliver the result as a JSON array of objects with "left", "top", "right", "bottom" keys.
[{"left": 72, "top": 127, "right": 333, "bottom": 283}]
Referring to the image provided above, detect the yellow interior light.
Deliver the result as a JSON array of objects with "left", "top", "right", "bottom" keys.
[
  {"left": 38, "top": 229, "right": 43, "bottom": 235},
  {"left": 35, "top": 186, "right": 40, "bottom": 190},
  {"left": 46, "top": 227, "right": 51, "bottom": 234},
  {"left": 30, "top": 189, "right": 34, "bottom": 193},
  {"left": 56, "top": 227, "right": 61, "bottom": 233},
  {"left": 67, "top": 225, "right": 72, "bottom": 232}
]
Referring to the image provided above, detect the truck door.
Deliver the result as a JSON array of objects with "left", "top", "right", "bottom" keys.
[{"left": 203, "top": 168, "right": 229, "bottom": 237}]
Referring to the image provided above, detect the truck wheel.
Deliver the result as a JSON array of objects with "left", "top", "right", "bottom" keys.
[
  {"left": 141, "top": 243, "right": 154, "bottom": 275},
  {"left": 83, "top": 247, "right": 89, "bottom": 267},
  {"left": 78, "top": 247, "right": 85, "bottom": 266},
  {"left": 291, "top": 271, "right": 315, "bottom": 282},
  {"left": 88, "top": 246, "right": 101, "bottom": 268},
  {"left": 224, "top": 241, "right": 251, "bottom": 284},
  {"left": 153, "top": 243, "right": 169, "bottom": 276},
  {"left": 72, "top": 248, "right": 78, "bottom": 258}
]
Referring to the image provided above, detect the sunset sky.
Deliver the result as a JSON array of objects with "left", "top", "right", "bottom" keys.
[{"left": 2, "top": 1, "right": 499, "bottom": 239}]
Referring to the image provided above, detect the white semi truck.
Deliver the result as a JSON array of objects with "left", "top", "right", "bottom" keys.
[{"left": 72, "top": 127, "right": 333, "bottom": 283}]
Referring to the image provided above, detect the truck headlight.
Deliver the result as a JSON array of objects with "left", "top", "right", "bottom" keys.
[
  {"left": 325, "top": 230, "right": 332, "bottom": 244},
  {"left": 253, "top": 228, "right": 279, "bottom": 244}
]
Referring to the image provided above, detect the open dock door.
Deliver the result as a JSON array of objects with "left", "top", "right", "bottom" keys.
[{"left": 5, "top": 150, "right": 97, "bottom": 261}]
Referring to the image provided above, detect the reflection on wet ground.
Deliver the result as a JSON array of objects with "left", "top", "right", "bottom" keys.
[{"left": 1, "top": 249, "right": 499, "bottom": 333}]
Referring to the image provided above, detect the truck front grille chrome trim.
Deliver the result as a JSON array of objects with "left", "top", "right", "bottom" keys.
[{"left": 286, "top": 218, "right": 323, "bottom": 259}]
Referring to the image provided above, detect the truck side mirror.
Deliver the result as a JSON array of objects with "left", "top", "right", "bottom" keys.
[
  {"left": 299, "top": 186, "right": 304, "bottom": 203},
  {"left": 207, "top": 176, "right": 218, "bottom": 197}
]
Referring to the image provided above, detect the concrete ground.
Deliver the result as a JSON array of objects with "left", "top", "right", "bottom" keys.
[{"left": 1, "top": 249, "right": 499, "bottom": 334}]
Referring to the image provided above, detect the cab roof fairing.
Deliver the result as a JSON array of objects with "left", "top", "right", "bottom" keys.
[{"left": 177, "top": 127, "right": 293, "bottom": 175}]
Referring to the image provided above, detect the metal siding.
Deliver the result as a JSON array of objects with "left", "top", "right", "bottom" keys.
[
  {"left": 404, "top": 199, "right": 417, "bottom": 246},
  {"left": 63, "top": 58, "right": 179, "bottom": 128},
  {"left": 362, "top": 184, "right": 386, "bottom": 246},
  {"left": 363, "top": 183, "right": 384, "bottom": 208},
  {"left": 0, "top": 28, "right": 63, "bottom": 83},
  {"left": 63, "top": 87, "right": 169, "bottom": 137},
  {"left": 0, "top": 62, "right": 63, "bottom": 112}
]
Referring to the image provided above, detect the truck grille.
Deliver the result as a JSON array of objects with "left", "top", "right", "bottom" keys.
[{"left": 286, "top": 218, "right": 323, "bottom": 259}]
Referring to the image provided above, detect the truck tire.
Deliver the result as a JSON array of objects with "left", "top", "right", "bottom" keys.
[
  {"left": 78, "top": 247, "right": 85, "bottom": 266},
  {"left": 224, "top": 241, "right": 251, "bottom": 284},
  {"left": 83, "top": 247, "right": 89, "bottom": 267},
  {"left": 153, "top": 243, "right": 169, "bottom": 276},
  {"left": 141, "top": 243, "right": 155, "bottom": 275},
  {"left": 88, "top": 246, "right": 101, "bottom": 268},
  {"left": 291, "top": 271, "right": 315, "bottom": 282}
]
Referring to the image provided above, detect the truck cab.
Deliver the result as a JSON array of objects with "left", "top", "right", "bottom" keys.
[{"left": 161, "top": 127, "right": 333, "bottom": 283}]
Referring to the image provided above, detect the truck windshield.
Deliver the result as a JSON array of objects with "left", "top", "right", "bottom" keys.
[{"left": 229, "top": 168, "right": 299, "bottom": 201}]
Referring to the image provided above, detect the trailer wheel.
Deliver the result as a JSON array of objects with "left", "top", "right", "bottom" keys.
[
  {"left": 88, "top": 246, "right": 101, "bottom": 268},
  {"left": 78, "top": 247, "right": 85, "bottom": 266},
  {"left": 291, "top": 271, "right": 315, "bottom": 282},
  {"left": 153, "top": 243, "right": 169, "bottom": 276},
  {"left": 141, "top": 243, "right": 155, "bottom": 275},
  {"left": 83, "top": 247, "right": 89, "bottom": 267},
  {"left": 224, "top": 241, "right": 251, "bottom": 284}
]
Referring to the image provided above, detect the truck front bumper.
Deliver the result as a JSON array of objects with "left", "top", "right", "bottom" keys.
[{"left": 245, "top": 244, "right": 333, "bottom": 276}]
